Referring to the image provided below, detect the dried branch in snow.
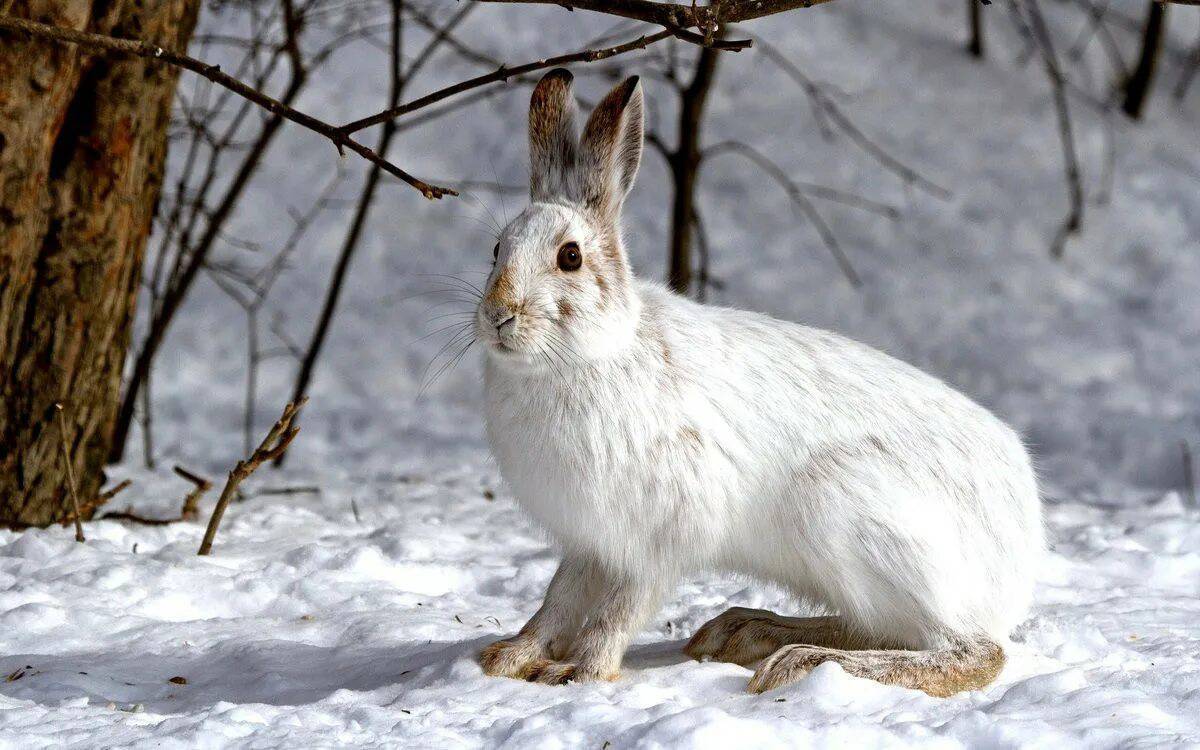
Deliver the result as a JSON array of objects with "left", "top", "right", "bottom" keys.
[
  {"left": 54, "top": 404, "right": 85, "bottom": 543},
  {"left": 174, "top": 466, "right": 213, "bottom": 521},
  {"left": 198, "top": 399, "right": 306, "bottom": 556}
]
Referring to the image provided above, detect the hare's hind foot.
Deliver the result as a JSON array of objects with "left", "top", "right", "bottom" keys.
[
  {"left": 685, "top": 608, "right": 858, "bottom": 666},
  {"left": 747, "top": 637, "right": 1005, "bottom": 697}
]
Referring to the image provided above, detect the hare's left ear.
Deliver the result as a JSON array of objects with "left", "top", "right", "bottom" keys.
[
  {"left": 578, "top": 76, "right": 643, "bottom": 220},
  {"left": 529, "top": 68, "right": 581, "bottom": 201}
]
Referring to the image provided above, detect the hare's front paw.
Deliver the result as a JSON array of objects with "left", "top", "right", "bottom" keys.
[
  {"left": 524, "top": 659, "right": 618, "bottom": 686},
  {"left": 479, "top": 637, "right": 549, "bottom": 679}
]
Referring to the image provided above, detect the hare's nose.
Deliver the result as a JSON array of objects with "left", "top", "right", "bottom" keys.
[{"left": 495, "top": 315, "right": 516, "bottom": 334}]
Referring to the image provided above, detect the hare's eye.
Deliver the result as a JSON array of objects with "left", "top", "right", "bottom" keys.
[
  {"left": 557, "top": 242, "right": 582, "bottom": 272},
  {"left": 492, "top": 242, "right": 500, "bottom": 261}
]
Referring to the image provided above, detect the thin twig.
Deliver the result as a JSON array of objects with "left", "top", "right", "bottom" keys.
[
  {"left": 279, "top": 0, "right": 408, "bottom": 463},
  {"left": 1183, "top": 440, "right": 1196, "bottom": 509},
  {"left": 338, "top": 29, "right": 675, "bottom": 135},
  {"left": 54, "top": 404, "right": 85, "bottom": 543},
  {"left": 472, "top": 0, "right": 840, "bottom": 30},
  {"left": 198, "top": 399, "right": 306, "bottom": 556},
  {"left": 99, "top": 510, "right": 180, "bottom": 526},
  {"left": 752, "top": 34, "right": 952, "bottom": 200},
  {"left": 174, "top": 465, "right": 213, "bottom": 520},
  {"left": 60, "top": 479, "right": 132, "bottom": 526},
  {"left": 1022, "top": 0, "right": 1084, "bottom": 258},
  {"left": 251, "top": 485, "right": 321, "bottom": 496},
  {"left": 92, "top": 467, "right": 211, "bottom": 527},
  {"left": 703, "top": 140, "right": 863, "bottom": 287},
  {"left": 1172, "top": 14, "right": 1200, "bottom": 99},
  {"left": 704, "top": 142, "right": 898, "bottom": 217}
]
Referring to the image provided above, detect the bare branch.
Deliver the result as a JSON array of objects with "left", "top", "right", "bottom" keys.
[
  {"left": 174, "top": 465, "right": 213, "bottom": 521},
  {"left": 54, "top": 404, "right": 85, "bottom": 543},
  {"left": 339, "top": 29, "right": 676, "bottom": 135},
  {"left": 704, "top": 142, "right": 898, "bottom": 217},
  {"left": 87, "top": 467, "right": 209, "bottom": 526},
  {"left": 1174, "top": 31, "right": 1200, "bottom": 99},
  {"left": 1021, "top": 0, "right": 1084, "bottom": 258},
  {"left": 279, "top": 1, "right": 410, "bottom": 464},
  {"left": 59, "top": 479, "right": 132, "bottom": 527},
  {"left": 198, "top": 399, "right": 306, "bottom": 556},
  {"left": 99, "top": 510, "right": 181, "bottom": 526},
  {"left": 472, "top": 0, "right": 839, "bottom": 30},
  {"left": 752, "top": 34, "right": 952, "bottom": 200},
  {"left": 705, "top": 141, "right": 862, "bottom": 287},
  {"left": 251, "top": 486, "right": 322, "bottom": 497},
  {"left": 1182, "top": 440, "right": 1197, "bottom": 508}
]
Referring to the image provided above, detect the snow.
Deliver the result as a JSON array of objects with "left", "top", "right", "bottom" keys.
[
  {"left": 2, "top": 477, "right": 1199, "bottom": 746},
  {"left": 3, "top": 0, "right": 1200, "bottom": 746}
]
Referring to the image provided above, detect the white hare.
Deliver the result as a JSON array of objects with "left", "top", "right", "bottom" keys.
[{"left": 476, "top": 69, "right": 1043, "bottom": 696}]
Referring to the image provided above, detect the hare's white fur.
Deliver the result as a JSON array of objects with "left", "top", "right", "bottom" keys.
[{"left": 477, "top": 70, "right": 1043, "bottom": 692}]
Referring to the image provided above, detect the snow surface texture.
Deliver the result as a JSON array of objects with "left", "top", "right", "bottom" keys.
[{"left": 3, "top": 0, "right": 1199, "bottom": 747}]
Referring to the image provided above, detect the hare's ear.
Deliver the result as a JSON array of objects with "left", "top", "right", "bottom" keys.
[
  {"left": 578, "top": 76, "right": 643, "bottom": 220},
  {"left": 529, "top": 68, "right": 580, "bottom": 201}
]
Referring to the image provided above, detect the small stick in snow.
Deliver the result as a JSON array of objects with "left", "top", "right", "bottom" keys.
[
  {"left": 174, "top": 465, "right": 213, "bottom": 520},
  {"left": 1183, "top": 440, "right": 1196, "bottom": 509},
  {"left": 99, "top": 509, "right": 179, "bottom": 526},
  {"left": 250, "top": 485, "right": 321, "bottom": 497},
  {"left": 92, "top": 471, "right": 207, "bottom": 526},
  {"left": 197, "top": 399, "right": 306, "bottom": 556},
  {"left": 61, "top": 479, "right": 133, "bottom": 526},
  {"left": 54, "top": 403, "right": 85, "bottom": 543}
]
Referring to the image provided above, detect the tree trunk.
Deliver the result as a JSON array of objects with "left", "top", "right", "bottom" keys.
[
  {"left": 667, "top": 43, "right": 721, "bottom": 295},
  {"left": 1122, "top": 0, "right": 1167, "bottom": 120},
  {"left": 0, "top": 0, "right": 200, "bottom": 527}
]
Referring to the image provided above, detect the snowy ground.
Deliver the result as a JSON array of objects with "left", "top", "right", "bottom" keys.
[
  {"left": 2, "top": 472, "right": 1199, "bottom": 747},
  {"left": 3, "top": 0, "right": 1200, "bottom": 746}
]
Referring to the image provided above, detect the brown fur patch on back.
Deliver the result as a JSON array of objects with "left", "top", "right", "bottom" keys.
[{"left": 679, "top": 426, "right": 702, "bottom": 448}]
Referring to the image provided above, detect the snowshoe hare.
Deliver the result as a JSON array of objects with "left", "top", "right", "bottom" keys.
[{"left": 476, "top": 69, "right": 1043, "bottom": 697}]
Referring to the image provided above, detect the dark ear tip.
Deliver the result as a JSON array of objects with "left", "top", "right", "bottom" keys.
[
  {"left": 541, "top": 68, "right": 574, "bottom": 86},
  {"left": 618, "top": 75, "right": 642, "bottom": 103}
]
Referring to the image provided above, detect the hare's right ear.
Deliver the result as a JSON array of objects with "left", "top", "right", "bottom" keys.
[
  {"left": 529, "top": 68, "right": 580, "bottom": 201},
  {"left": 577, "top": 76, "right": 643, "bottom": 221}
]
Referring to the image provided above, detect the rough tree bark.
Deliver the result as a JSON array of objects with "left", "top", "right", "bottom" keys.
[{"left": 0, "top": 0, "right": 200, "bottom": 527}]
